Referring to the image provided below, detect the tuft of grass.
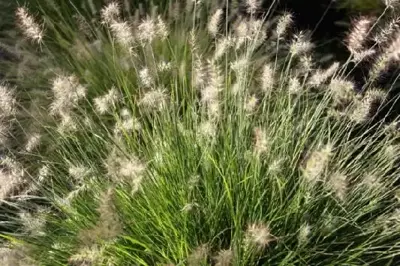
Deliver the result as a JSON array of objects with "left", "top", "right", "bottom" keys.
[{"left": 1, "top": 0, "right": 400, "bottom": 265}]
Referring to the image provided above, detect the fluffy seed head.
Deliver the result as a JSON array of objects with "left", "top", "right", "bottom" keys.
[
  {"left": 245, "top": 95, "right": 258, "bottom": 113},
  {"left": 346, "top": 17, "right": 373, "bottom": 54},
  {"left": 214, "top": 36, "right": 235, "bottom": 60},
  {"left": 329, "top": 172, "right": 348, "bottom": 201},
  {"left": 188, "top": 245, "right": 209, "bottom": 266},
  {"left": 302, "top": 143, "right": 333, "bottom": 184},
  {"left": 0, "top": 84, "right": 17, "bottom": 117},
  {"left": 68, "top": 164, "right": 91, "bottom": 181},
  {"left": 139, "top": 68, "right": 154, "bottom": 87},
  {"left": 276, "top": 12, "right": 293, "bottom": 38},
  {"left": 100, "top": 2, "right": 120, "bottom": 24},
  {"left": 25, "top": 132, "right": 41, "bottom": 152},
  {"left": 246, "top": 0, "right": 261, "bottom": 14},
  {"left": 290, "top": 32, "right": 313, "bottom": 56},
  {"left": 50, "top": 75, "right": 86, "bottom": 117},
  {"left": 349, "top": 89, "right": 386, "bottom": 123},
  {"left": 245, "top": 222, "right": 275, "bottom": 250},
  {"left": 0, "top": 168, "right": 24, "bottom": 200},
  {"left": 16, "top": 7, "right": 44, "bottom": 43},
  {"left": 298, "top": 223, "right": 311, "bottom": 245},
  {"left": 261, "top": 63, "right": 275, "bottom": 93},
  {"left": 329, "top": 78, "right": 356, "bottom": 104},
  {"left": 156, "top": 16, "right": 169, "bottom": 40},
  {"left": 198, "top": 120, "right": 217, "bottom": 139},
  {"left": 109, "top": 21, "right": 135, "bottom": 48},
  {"left": 94, "top": 86, "right": 120, "bottom": 114},
  {"left": 80, "top": 188, "right": 122, "bottom": 244},
  {"left": 374, "top": 17, "right": 400, "bottom": 45},
  {"left": 308, "top": 62, "right": 340, "bottom": 87},
  {"left": 208, "top": 9, "right": 223, "bottom": 37},
  {"left": 253, "top": 127, "right": 269, "bottom": 156},
  {"left": 139, "top": 88, "right": 168, "bottom": 111},
  {"left": 214, "top": 249, "right": 233, "bottom": 266},
  {"left": 288, "top": 76, "right": 301, "bottom": 94}
]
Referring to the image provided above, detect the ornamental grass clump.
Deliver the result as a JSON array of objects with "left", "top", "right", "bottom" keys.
[{"left": 1, "top": 1, "right": 400, "bottom": 265}]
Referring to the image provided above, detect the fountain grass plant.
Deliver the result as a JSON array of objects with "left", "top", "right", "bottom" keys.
[{"left": 1, "top": 0, "right": 400, "bottom": 265}]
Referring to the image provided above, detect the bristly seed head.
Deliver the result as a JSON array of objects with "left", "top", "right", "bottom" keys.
[
  {"left": 16, "top": 7, "right": 44, "bottom": 43},
  {"left": 346, "top": 17, "right": 373, "bottom": 55},
  {"left": 100, "top": 2, "right": 121, "bottom": 24},
  {"left": 329, "top": 171, "right": 348, "bottom": 201},
  {"left": 214, "top": 249, "right": 233, "bottom": 266},
  {"left": 246, "top": 0, "right": 261, "bottom": 14},
  {"left": 208, "top": 9, "right": 223, "bottom": 37},
  {"left": 276, "top": 12, "right": 293, "bottom": 38},
  {"left": 245, "top": 222, "right": 275, "bottom": 251},
  {"left": 302, "top": 143, "right": 333, "bottom": 184}
]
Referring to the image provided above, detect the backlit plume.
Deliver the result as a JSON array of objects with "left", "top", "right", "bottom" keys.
[
  {"left": 16, "top": 7, "right": 44, "bottom": 43},
  {"left": 346, "top": 17, "right": 373, "bottom": 55}
]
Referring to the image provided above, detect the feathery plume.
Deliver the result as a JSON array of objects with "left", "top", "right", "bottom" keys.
[
  {"left": 261, "top": 63, "right": 275, "bottom": 93},
  {"left": 139, "top": 68, "right": 153, "bottom": 87},
  {"left": 156, "top": 16, "right": 169, "bottom": 40},
  {"left": 68, "top": 164, "right": 91, "bottom": 182},
  {"left": 290, "top": 32, "right": 313, "bottom": 56},
  {"left": 0, "top": 168, "right": 24, "bottom": 200},
  {"left": 288, "top": 76, "right": 302, "bottom": 94},
  {"left": 246, "top": 0, "right": 261, "bottom": 14},
  {"left": 106, "top": 152, "right": 145, "bottom": 191},
  {"left": 329, "top": 172, "right": 348, "bottom": 201},
  {"left": 80, "top": 188, "right": 122, "bottom": 244},
  {"left": 139, "top": 88, "right": 168, "bottom": 111},
  {"left": 253, "top": 127, "right": 269, "bottom": 156},
  {"left": 373, "top": 17, "right": 400, "bottom": 45},
  {"left": 329, "top": 78, "right": 356, "bottom": 105},
  {"left": 188, "top": 245, "right": 209, "bottom": 266},
  {"left": 100, "top": 2, "right": 120, "bottom": 24},
  {"left": 308, "top": 62, "right": 340, "bottom": 87},
  {"left": 214, "top": 36, "right": 235, "bottom": 60},
  {"left": 245, "top": 95, "right": 258, "bottom": 113},
  {"left": 57, "top": 113, "right": 78, "bottom": 134},
  {"left": 276, "top": 12, "right": 293, "bottom": 38},
  {"left": 198, "top": 120, "right": 217, "bottom": 139},
  {"left": 109, "top": 21, "right": 135, "bottom": 48},
  {"left": 361, "top": 174, "right": 382, "bottom": 191},
  {"left": 346, "top": 17, "right": 373, "bottom": 55},
  {"left": 302, "top": 143, "right": 333, "bottom": 184},
  {"left": 349, "top": 89, "right": 386, "bottom": 123},
  {"left": 245, "top": 222, "right": 275, "bottom": 251},
  {"left": 49, "top": 75, "right": 86, "bottom": 117},
  {"left": 298, "top": 223, "right": 311, "bottom": 245},
  {"left": 0, "top": 84, "right": 16, "bottom": 117},
  {"left": 114, "top": 109, "right": 141, "bottom": 137},
  {"left": 16, "top": 7, "right": 44, "bottom": 43},
  {"left": 214, "top": 249, "right": 233, "bottom": 266},
  {"left": 25, "top": 132, "right": 41, "bottom": 152},
  {"left": 19, "top": 209, "right": 46, "bottom": 236},
  {"left": 68, "top": 245, "right": 104, "bottom": 266},
  {"left": 94, "top": 86, "right": 120, "bottom": 115},
  {"left": 208, "top": 9, "right": 223, "bottom": 37},
  {"left": 137, "top": 18, "right": 157, "bottom": 43}
]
